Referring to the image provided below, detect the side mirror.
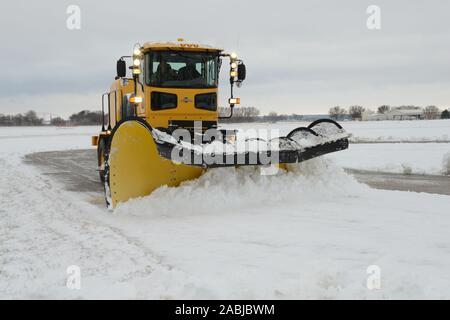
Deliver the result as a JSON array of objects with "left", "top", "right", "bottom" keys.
[
  {"left": 237, "top": 63, "right": 246, "bottom": 81},
  {"left": 116, "top": 59, "right": 126, "bottom": 78}
]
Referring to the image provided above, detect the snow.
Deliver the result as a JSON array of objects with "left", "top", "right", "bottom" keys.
[
  {"left": 342, "top": 119, "right": 450, "bottom": 143},
  {"left": 328, "top": 143, "right": 450, "bottom": 175},
  {"left": 1, "top": 121, "right": 450, "bottom": 299},
  {"left": 220, "top": 120, "right": 450, "bottom": 175},
  {"left": 152, "top": 124, "right": 348, "bottom": 156},
  {"left": 0, "top": 126, "right": 98, "bottom": 155},
  {"left": 221, "top": 119, "right": 450, "bottom": 143},
  {"left": 326, "top": 120, "right": 450, "bottom": 175}
]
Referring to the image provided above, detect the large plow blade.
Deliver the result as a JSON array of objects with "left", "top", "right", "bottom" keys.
[
  {"left": 104, "top": 119, "right": 203, "bottom": 208},
  {"left": 153, "top": 119, "right": 349, "bottom": 168}
]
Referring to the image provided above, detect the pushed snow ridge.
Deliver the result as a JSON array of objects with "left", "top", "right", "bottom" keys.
[{"left": 114, "top": 157, "right": 364, "bottom": 217}]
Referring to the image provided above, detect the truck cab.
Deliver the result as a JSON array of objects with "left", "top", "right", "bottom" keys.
[{"left": 93, "top": 40, "right": 245, "bottom": 183}]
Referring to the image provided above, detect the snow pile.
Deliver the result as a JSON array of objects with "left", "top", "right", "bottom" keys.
[
  {"left": 152, "top": 126, "right": 348, "bottom": 157},
  {"left": 114, "top": 157, "right": 363, "bottom": 217}
]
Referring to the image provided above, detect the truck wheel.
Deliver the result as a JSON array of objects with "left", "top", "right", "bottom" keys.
[{"left": 98, "top": 138, "right": 108, "bottom": 183}]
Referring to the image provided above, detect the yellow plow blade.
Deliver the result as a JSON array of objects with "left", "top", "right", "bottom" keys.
[{"left": 107, "top": 119, "right": 203, "bottom": 208}]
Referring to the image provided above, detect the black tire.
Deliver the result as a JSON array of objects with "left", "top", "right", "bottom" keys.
[
  {"left": 103, "top": 151, "right": 112, "bottom": 208},
  {"left": 97, "top": 138, "right": 108, "bottom": 183}
]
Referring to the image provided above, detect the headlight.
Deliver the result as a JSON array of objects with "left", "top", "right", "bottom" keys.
[
  {"left": 228, "top": 98, "right": 240, "bottom": 105},
  {"left": 130, "top": 95, "right": 142, "bottom": 103}
]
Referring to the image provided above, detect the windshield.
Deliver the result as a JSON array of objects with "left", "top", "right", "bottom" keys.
[{"left": 145, "top": 51, "right": 219, "bottom": 88}]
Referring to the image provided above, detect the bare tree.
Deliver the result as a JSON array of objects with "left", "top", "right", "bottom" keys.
[
  {"left": 23, "top": 110, "right": 43, "bottom": 125},
  {"left": 238, "top": 106, "right": 260, "bottom": 118},
  {"left": 266, "top": 111, "right": 278, "bottom": 122},
  {"left": 423, "top": 105, "right": 440, "bottom": 120},
  {"left": 69, "top": 110, "right": 103, "bottom": 125},
  {"left": 247, "top": 107, "right": 260, "bottom": 117},
  {"left": 0, "top": 110, "right": 44, "bottom": 126},
  {"left": 348, "top": 105, "right": 365, "bottom": 120},
  {"left": 377, "top": 105, "right": 391, "bottom": 114},
  {"left": 441, "top": 109, "right": 450, "bottom": 119},
  {"left": 51, "top": 116, "right": 67, "bottom": 126},
  {"left": 219, "top": 106, "right": 261, "bottom": 122},
  {"left": 328, "top": 106, "right": 346, "bottom": 120}
]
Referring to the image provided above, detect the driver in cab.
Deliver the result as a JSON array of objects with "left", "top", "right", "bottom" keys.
[
  {"left": 178, "top": 62, "right": 201, "bottom": 81},
  {"left": 152, "top": 60, "right": 178, "bottom": 83}
]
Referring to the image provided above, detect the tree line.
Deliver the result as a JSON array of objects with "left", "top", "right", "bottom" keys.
[
  {"left": 219, "top": 107, "right": 305, "bottom": 123},
  {"left": 0, "top": 110, "right": 105, "bottom": 126},
  {"left": 0, "top": 111, "right": 44, "bottom": 126},
  {"left": 328, "top": 105, "right": 450, "bottom": 120},
  {"left": 1, "top": 105, "right": 449, "bottom": 127}
]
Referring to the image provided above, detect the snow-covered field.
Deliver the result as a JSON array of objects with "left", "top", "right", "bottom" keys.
[
  {"left": 222, "top": 120, "right": 450, "bottom": 175},
  {"left": 341, "top": 120, "right": 450, "bottom": 143},
  {"left": 333, "top": 120, "right": 450, "bottom": 175},
  {"left": 1, "top": 120, "right": 450, "bottom": 299},
  {"left": 222, "top": 119, "right": 450, "bottom": 142},
  {"left": 0, "top": 126, "right": 98, "bottom": 154},
  {"left": 330, "top": 143, "right": 450, "bottom": 175}
]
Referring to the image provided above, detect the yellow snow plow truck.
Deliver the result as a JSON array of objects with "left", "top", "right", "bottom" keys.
[{"left": 92, "top": 40, "right": 349, "bottom": 208}]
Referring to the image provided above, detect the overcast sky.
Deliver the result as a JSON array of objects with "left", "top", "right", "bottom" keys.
[{"left": 1, "top": 0, "right": 450, "bottom": 118}]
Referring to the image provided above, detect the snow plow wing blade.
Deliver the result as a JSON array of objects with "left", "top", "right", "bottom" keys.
[{"left": 152, "top": 119, "right": 350, "bottom": 168}]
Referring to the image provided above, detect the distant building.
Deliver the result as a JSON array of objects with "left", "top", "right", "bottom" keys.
[
  {"left": 389, "top": 108, "right": 423, "bottom": 120},
  {"left": 363, "top": 107, "right": 424, "bottom": 121}
]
